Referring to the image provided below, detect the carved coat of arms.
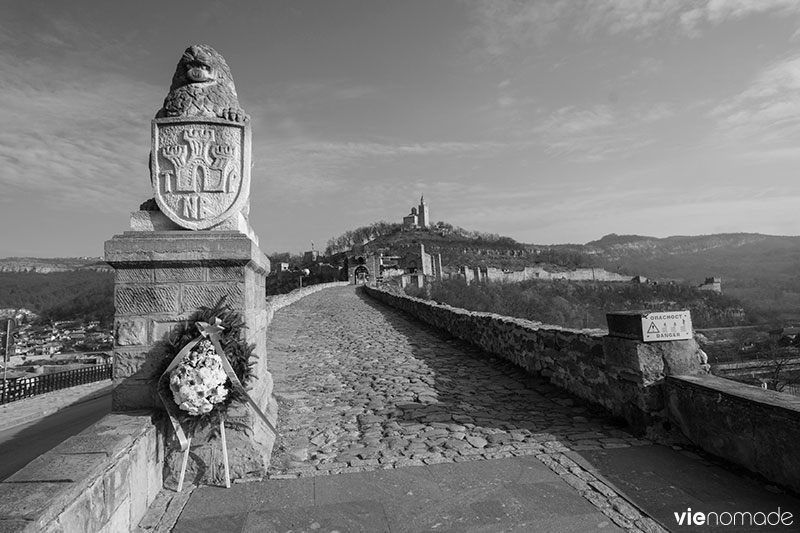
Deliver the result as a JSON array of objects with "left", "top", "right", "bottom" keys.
[{"left": 151, "top": 117, "right": 251, "bottom": 230}]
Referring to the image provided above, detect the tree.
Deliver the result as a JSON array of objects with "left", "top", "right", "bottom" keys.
[
  {"left": 324, "top": 221, "right": 402, "bottom": 255},
  {"left": 755, "top": 341, "right": 800, "bottom": 392}
]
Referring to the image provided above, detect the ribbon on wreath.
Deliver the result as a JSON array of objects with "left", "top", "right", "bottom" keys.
[{"left": 158, "top": 318, "right": 277, "bottom": 451}]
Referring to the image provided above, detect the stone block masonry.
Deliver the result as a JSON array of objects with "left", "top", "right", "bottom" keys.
[
  {"left": 105, "top": 230, "right": 276, "bottom": 486},
  {"left": 105, "top": 231, "right": 269, "bottom": 410},
  {"left": 0, "top": 414, "right": 162, "bottom": 532},
  {"left": 363, "top": 286, "right": 708, "bottom": 433},
  {"left": 667, "top": 374, "right": 800, "bottom": 493}
]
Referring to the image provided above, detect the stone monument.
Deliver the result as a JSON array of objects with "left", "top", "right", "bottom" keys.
[{"left": 104, "top": 44, "right": 276, "bottom": 486}]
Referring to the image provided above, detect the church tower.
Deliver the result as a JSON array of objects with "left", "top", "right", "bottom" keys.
[{"left": 418, "top": 195, "right": 429, "bottom": 228}]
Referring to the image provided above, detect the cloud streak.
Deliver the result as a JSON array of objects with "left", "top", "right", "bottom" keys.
[
  {"left": 710, "top": 53, "right": 800, "bottom": 148},
  {"left": 0, "top": 51, "right": 158, "bottom": 213},
  {"left": 254, "top": 137, "right": 506, "bottom": 199},
  {"left": 681, "top": 0, "right": 800, "bottom": 35},
  {"left": 532, "top": 103, "right": 672, "bottom": 161},
  {"left": 467, "top": 0, "right": 800, "bottom": 57}
]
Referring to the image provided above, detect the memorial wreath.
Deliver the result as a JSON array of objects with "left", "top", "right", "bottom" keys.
[
  {"left": 156, "top": 296, "right": 254, "bottom": 435},
  {"left": 155, "top": 296, "right": 270, "bottom": 489}
]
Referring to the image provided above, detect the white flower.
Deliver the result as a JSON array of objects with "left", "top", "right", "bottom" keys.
[{"left": 170, "top": 339, "right": 230, "bottom": 416}]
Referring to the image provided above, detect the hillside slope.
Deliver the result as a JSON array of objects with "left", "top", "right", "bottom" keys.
[
  {"left": 585, "top": 233, "right": 800, "bottom": 321},
  {"left": 4, "top": 230, "right": 799, "bottom": 323},
  {"left": 0, "top": 257, "right": 111, "bottom": 273},
  {"left": 362, "top": 228, "right": 592, "bottom": 270},
  {"left": 363, "top": 229, "right": 800, "bottom": 321},
  {"left": 0, "top": 270, "right": 114, "bottom": 323}
]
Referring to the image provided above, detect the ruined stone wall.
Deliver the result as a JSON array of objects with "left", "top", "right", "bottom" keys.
[
  {"left": 433, "top": 253, "right": 443, "bottom": 280},
  {"left": 421, "top": 247, "right": 433, "bottom": 276},
  {"left": 666, "top": 375, "right": 800, "bottom": 493},
  {"left": 470, "top": 266, "right": 633, "bottom": 284},
  {"left": 363, "top": 286, "right": 705, "bottom": 430}
]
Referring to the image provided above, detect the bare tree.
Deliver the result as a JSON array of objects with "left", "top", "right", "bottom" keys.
[{"left": 756, "top": 341, "right": 800, "bottom": 392}]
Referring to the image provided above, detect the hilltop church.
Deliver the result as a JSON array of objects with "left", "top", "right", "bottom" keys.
[
  {"left": 346, "top": 195, "right": 442, "bottom": 287},
  {"left": 402, "top": 196, "right": 430, "bottom": 229}
]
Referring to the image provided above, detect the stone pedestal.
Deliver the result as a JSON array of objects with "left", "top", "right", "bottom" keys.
[
  {"left": 604, "top": 311, "right": 709, "bottom": 433},
  {"left": 104, "top": 230, "right": 276, "bottom": 485}
]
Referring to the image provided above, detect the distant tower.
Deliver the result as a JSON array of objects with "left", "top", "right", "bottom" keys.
[{"left": 418, "top": 195, "right": 429, "bottom": 228}]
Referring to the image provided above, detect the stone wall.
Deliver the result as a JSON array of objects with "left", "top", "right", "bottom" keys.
[
  {"left": 363, "top": 286, "right": 706, "bottom": 431},
  {"left": 267, "top": 282, "right": 350, "bottom": 319},
  {"left": 365, "top": 286, "right": 799, "bottom": 492},
  {"left": 0, "top": 414, "right": 161, "bottom": 533},
  {"left": 106, "top": 231, "right": 270, "bottom": 412},
  {"left": 460, "top": 265, "right": 633, "bottom": 285},
  {"left": 666, "top": 375, "right": 800, "bottom": 493}
]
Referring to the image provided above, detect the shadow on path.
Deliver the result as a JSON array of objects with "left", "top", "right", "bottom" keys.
[
  {"left": 175, "top": 286, "right": 800, "bottom": 533},
  {"left": 353, "top": 288, "right": 630, "bottom": 438},
  {"left": 355, "top": 289, "right": 800, "bottom": 532}
]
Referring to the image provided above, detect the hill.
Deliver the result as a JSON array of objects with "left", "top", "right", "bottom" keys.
[
  {"left": 0, "top": 269, "right": 114, "bottom": 324},
  {"left": 584, "top": 233, "right": 789, "bottom": 279},
  {"left": 584, "top": 233, "right": 800, "bottom": 321},
  {"left": 0, "top": 257, "right": 111, "bottom": 273},
  {"left": 349, "top": 228, "right": 800, "bottom": 322},
  {"left": 4, "top": 229, "right": 800, "bottom": 325},
  {"left": 411, "top": 277, "right": 751, "bottom": 329},
  {"left": 358, "top": 224, "right": 593, "bottom": 270}
]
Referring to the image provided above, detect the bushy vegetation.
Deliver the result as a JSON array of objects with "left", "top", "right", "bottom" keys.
[
  {"left": 587, "top": 233, "right": 800, "bottom": 322},
  {"left": 266, "top": 252, "right": 304, "bottom": 270},
  {"left": 266, "top": 268, "right": 343, "bottom": 296},
  {"left": 0, "top": 271, "right": 114, "bottom": 325},
  {"left": 325, "top": 221, "right": 403, "bottom": 255},
  {"left": 407, "top": 278, "right": 761, "bottom": 329},
  {"left": 429, "top": 221, "right": 519, "bottom": 244},
  {"left": 323, "top": 220, "right": 524, "bottom": 256}
]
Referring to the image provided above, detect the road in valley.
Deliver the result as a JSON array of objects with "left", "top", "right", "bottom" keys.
[{"left": 0, "top": 392, "right": 111, "bottom": 480}]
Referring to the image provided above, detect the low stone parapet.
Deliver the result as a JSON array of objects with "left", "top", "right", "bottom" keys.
[
  {"left": 363, "top": 286, "right": 707, "bottom": 432},
  {"left": 0, "top": 413, "right": 161, "bottom": 532},
  {"left": 267, "top": 282, "right": 350, "bottom": 316},
  {"left": 364, "top": 286, "right": 799, "bottom": 492},
  {"left": 265, "top": 282, "right": 350, "bottom": 331},
  {"left": 666, "top": 374, "right": 800, "bottom": 492}
]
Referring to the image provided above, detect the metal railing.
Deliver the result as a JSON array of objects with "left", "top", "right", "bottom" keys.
[{"left": 1, "top": 364, "right": 112, "bottom": 405}]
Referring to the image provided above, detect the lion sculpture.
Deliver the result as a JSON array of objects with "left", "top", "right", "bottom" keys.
[
  {"left": 142, "top": 45, "right": 249, "bottom": 212},
  {"left": 156, "top": 44, "right": 248, "bottom": 122}
]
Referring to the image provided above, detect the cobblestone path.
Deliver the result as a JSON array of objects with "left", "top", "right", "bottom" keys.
[{"left": 266, "top": 286, "right": 665, "bottom": 532}]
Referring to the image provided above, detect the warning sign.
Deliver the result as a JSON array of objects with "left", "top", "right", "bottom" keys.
[{"left": 641, "top": 311, "right": 692, "bottom": 342}]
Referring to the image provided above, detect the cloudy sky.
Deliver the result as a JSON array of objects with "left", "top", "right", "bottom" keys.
[{"left": 2, "top": 0, "right": 800, "bottom": 257}]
